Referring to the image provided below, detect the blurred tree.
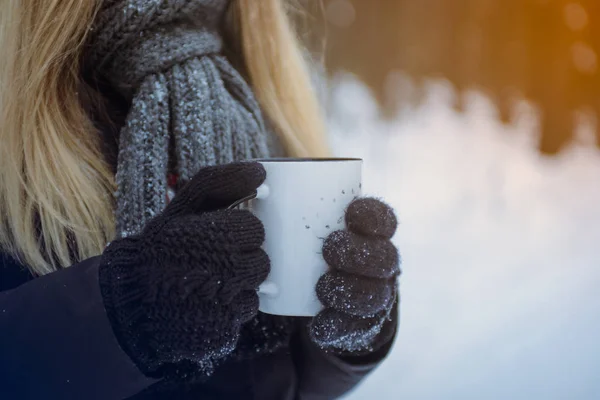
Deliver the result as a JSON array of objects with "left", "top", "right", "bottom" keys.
[{"left": 300, "top": 0, "right": 600, "bottom": 154}]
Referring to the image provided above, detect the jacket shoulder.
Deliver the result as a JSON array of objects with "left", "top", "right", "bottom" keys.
[{"left": 0, "top": 252, "right": 34, "bottom": 291}]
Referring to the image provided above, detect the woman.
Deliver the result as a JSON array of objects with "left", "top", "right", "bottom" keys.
[{"left": 0, "top": 1, "right": 400, "bottom": 399}]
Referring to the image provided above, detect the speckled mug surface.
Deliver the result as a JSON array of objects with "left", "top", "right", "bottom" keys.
[{"left": 246, "top": 158, "right": 363, "bottom": 317}]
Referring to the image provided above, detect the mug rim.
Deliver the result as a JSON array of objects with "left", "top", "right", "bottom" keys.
[{"left": 250, "top": 157, "right": 362, "bottom": 162}]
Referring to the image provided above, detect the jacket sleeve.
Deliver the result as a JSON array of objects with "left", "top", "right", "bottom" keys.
[
  {"left": 0, "top": 255, "right": 157, "bottom": 400},
  {"left": 292, "top": 303, "right": 399, "bottom": 400}
]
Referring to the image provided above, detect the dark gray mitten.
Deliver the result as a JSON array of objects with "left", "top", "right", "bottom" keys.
[
  {"left": 99, "top": 163, "right": 270, "bottom": 378},
  {"left": 309, "top": 198, "right": 400, "bottom": 354}
]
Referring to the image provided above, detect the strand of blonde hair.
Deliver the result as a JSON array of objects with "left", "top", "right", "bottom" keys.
[
  {"left": 0, "top": 0, "right": 114, "bottom": 275},
  {"left": 234, "top": 0, "right": 331, "bottom": 157}
]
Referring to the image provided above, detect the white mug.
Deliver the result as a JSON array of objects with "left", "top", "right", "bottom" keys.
[{"left": 231, "top": 158, "right": 363, "bottom": 317}]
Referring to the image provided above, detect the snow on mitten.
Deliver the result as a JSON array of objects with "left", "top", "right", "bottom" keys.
[{"left": 309, "top": 198, "right": 400, "bottom": 355}]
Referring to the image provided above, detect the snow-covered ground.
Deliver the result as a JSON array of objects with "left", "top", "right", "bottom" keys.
[{"left": 327, "top": 74, "right": 600, "bottom": 400}]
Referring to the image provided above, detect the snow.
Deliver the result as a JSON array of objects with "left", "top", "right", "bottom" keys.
[{"left": 327, "top": 74, "right": 600, "bottom": 400}]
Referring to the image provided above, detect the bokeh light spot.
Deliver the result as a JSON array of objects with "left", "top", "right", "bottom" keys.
[
  {"left": 564, "top": 3, "right": 588, "bottom": 31},
  {"left": 571, "top": 41, "right": 597, "bottom": 74},
  {"left": 326, "top": 0, "right": 357, "bottom": 28}
]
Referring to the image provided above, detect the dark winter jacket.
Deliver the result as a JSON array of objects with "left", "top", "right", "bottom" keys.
[{"left": 0, "top": 252, "right": 396, "bottom": 399}]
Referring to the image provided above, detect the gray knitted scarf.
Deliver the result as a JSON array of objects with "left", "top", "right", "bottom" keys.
[{"left": 86, "top": 0, "right": 271, "bottom": 238}]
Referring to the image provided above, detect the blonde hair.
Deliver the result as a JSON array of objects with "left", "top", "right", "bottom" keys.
[{"left": 0, "top": 0, "right": 330, "bottom": 275}]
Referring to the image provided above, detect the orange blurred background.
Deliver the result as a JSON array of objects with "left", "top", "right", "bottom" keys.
[{"left": 301, "top": 0, "right": 600, "bottom": 154}]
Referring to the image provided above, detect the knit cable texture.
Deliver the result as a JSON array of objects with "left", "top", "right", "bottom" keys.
[{"left": 99, "top": 163, "right": 272, "bottom": 378}]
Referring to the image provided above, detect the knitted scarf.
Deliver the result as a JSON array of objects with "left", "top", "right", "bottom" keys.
[
  {"left": 86, "top": 0, "right": 294, "bottom": 381},
  {"left": 86, "top": 0, "right": 271, "bottom": 238}
]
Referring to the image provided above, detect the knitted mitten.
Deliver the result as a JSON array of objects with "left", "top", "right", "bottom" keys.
[
  {"left": 99, "top": 162, "right": 270, "bottom": 377},
  {"left": 309, "top": 198, "right": 401, "bottom": 355}
]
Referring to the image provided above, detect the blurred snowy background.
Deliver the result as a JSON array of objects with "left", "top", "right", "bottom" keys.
[
  {"left": 307, "top": 1, "right": 600, "bottom": 397},
  {"left": 325, "top": 74, "right": 600, "bottom": 400}
]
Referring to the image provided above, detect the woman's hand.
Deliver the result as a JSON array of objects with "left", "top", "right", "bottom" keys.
[
  {"left": 98, "top": 162, "right": 270, "bottom": 378},
  {"left": 309, "top": 198, "right": 400, "bottom": 354}
]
